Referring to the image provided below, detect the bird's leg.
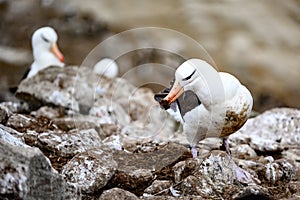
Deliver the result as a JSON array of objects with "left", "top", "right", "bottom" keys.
[
  {"left": 223, "top": 137, "right": 253, "bottom": 184},
  {"left": 191, "top": 146, "right": 198, "bottom": 158}
]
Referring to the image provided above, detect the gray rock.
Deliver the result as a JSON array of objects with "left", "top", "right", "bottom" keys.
[
  {"left": 6, "top": 113, "right": 59, "bottom": 133},
  {"left": 89, "top": 96, "right": 130, "bottom": 126},
  {"left": 0, "top": 125, "right": 26, "bottom": 147},
  {"left": 99, "top": 188, "right": 139, "bottom": 200},
  {"left": 31, "top": 106, "right": 62, "bottom": 119},
  {"left": 6, "top": 113, "right": 39, "bottom": 132},
  {"left": 103, "top": 134, "right": 122, "bottom": 151},
  {"left": 0, "top": 105, "right": 8, "bottom": 124},
  {"left": 0, "top": 124, "right": 24, "bottom": 142},
  {"left": 61, "top": 147, "right": 117, "bottom": 193},
  {"left": 110, "top": 143, "right": 190, "bottom": 196},
  {"left": 52, "top": 115, "right": 108, "bottom": 131},
  {"left": 144, "top": 180, "right": 171, "bottom": 196},
  {"left": 172, "top": 150, "right": 257, "bottom": 198},
  {"left": 229, "top": 108, "right": 300, "bottom": 153},
  {"left": 260, "top": 159, "right": 296, "bottom": 185},
  {"left": 0, "top": 137, "right": 74, "bottom": 199},
  {"left": 15, "top": 66, "right": 86, "bottom": 112},
  {"left": 98, "top": 123, "right": 119, "bottom": 139},
  {"left": 0, "top": 101, "right": 29, "bottom": 117},
  {"left": 232, "top": 185, "right": 272, "bottom": 200},
  {"left": 5, "top": 113, "right": 57, "bottom": 146},
  {"left": 282, "top": 148, "right": 300, "bottom": 171},
  {"left": 231, "top": 144, "right": 257, "bottom": 160},
  {"left": 37, "top": 128, "right": 102, "bottom": 158}
]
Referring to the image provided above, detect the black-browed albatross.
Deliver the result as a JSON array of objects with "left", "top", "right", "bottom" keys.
[
  {"left": 155, "top": 58, "right": 253, "bottom": 183},
  {"left": 26, "top": 26, "right": 65, "bottom": 78}
]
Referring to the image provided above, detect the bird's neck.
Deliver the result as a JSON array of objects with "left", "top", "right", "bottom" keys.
[
  {"left": 33, "top": 48, "right": 63, "bottom": 69},
  {"left": 188, "top": 78, "right": 226, "bottom": 110}
]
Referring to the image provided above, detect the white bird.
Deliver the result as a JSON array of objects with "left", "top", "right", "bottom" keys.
[
  {"left": 93, "top": 58, "right": 119, "bottom": 79},
  {"left": 26, "top": 26, "right": 65, "bottom": 78},
  {"left": 157, "top": 58, "right": 253, "bottom": 183}
]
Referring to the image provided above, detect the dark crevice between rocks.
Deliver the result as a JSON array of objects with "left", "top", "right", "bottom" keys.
[
  {"left": 235, "top": 192, "right": 274, "bottom": 200},
  {"left": 254, "top": 149, "right": 285, "bottom": 160}
]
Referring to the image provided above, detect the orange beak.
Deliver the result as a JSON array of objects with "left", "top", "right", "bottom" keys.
[
  {"left": 160, "top": 80, "right": 184, "bottom": 109},
  {"left": 50, "top": 43, "right": 64, "bottom": 62}
]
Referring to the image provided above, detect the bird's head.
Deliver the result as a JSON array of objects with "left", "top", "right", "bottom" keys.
[
  {"left": 32, "top": 26, "right": 64, "bottom": 63},
  {"left": 160, "top": 59, "right": 200, "bottom": 109}
]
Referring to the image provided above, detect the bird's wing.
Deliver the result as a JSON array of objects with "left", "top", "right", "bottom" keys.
[{"left": 177, "top": 90, "right": 201, "bottom": 118}]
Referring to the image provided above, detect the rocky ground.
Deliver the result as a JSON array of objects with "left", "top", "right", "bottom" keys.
[
  {"left": 1, "top": 0, "right": 300, "bottom": 112},
  {"left": 0, "top": 65, "right": 299, "bottom": 200}
]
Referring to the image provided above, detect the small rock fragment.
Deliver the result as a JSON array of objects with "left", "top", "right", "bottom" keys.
[
  {"left": 144, "top": 180, "right": 172, "bottom": 195},
  {"left": 231, "top": 144, "right": 257, "bottom": 160}
]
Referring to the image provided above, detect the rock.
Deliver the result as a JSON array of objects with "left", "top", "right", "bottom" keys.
[
  {"left": 31, "top": 106, "right": 62, "bottom": 119},
  {"left": 15, "top": 66, "right": 80, "bottom": 111},
  {"left": 0, "top": 101, "right": 29, "bottom": 116},
  {"left": 98, "top": 123, "right": 119, "bottom": 139},
  {"left": 0, "top": 124, "right": 26, "bottom": 147},
  {"left": 61, "top": 147, "right": 117, "bottom": 193},
  {"left": 6, "top": 113, "right": 58, "bottom": 133},
  {"left": 231, "top": 144, "right": 257, "bottom": 160},
  {"left": 144, "top": 180, "right": 171, "bottom": 196},
  {"left": 0, "top": 124, "right": 24, "bottom": 142},
  {"left": 89, "top": 96, "right": 130, "bottom": 126},
  {"left": 232, "top": 185, "right": 272, "bottom": 200},
  {"left": 103, "top": 134, "right": 122, "bottom": 151},
  {"left": 282, "top": 148, "right": 300, "bottom": 172},
  {"left": 99, "top": 188, "right": 139, "bottom": 200},
  {"left": 258, "top": 158, "right": 296, "bottom": 185},
  {"left": 109, "top": 143, "right": 190, "bottom": 196},
  {"left": 0, "top": 136, "right": 74, "bottom": 199},
  {"left": 229, "top": 108, "right": 300, "bottom": 153},
  {"left": 287, "top": 181, "right": 300, "bottom": 200},
  {"left": 37, "top": 128, "right": 102, "bottom": 158},
  {"left": 52, "top": 115, "right": 109, "bottom": 131},
  {"left": 0, "top": 104, "right": 8, "bottom": 123},
  {"left": 172, "top": 150, "right": 257, "bottom": 198}
]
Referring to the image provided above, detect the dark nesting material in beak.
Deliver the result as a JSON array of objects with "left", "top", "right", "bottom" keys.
[
  {"left": 154, "top": 88, "right": 172, "bottom": 110},
  {"left": 154, "top": 80, "right": 201, "bottom": 118},
  {"left": 160, "top": 99, "right": 171, "bottom": 110}
]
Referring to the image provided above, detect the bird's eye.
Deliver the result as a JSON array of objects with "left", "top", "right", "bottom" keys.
[
  {"left": 41, "top": 34, "right": 50, "bottom": 43},
  {"left": 182, "top": 69, "right": 196, "bottom": 81}
]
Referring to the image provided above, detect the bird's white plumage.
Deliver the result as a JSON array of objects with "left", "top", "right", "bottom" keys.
[
  {"left": 93, "top": 58, "right": 119, "bottom": 79},
  {"left": 169, "top": 59, "right": 253, "bottom": 147},
  {"left": 160, "top": 58, "right": 254, "bottom": 183},
  {"left": 27, "top": 26, "right": 64, "bottom": 78},
  {"left": 166, "top": 104, "right": 184, "bottom": 123}
]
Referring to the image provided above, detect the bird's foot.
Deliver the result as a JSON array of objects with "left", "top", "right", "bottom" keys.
[
  {"left": 169, "top": 186, "right": 180, "bottom": 197},
  {"left": 234, "top": 166, "right": 253, "bottom": 184},
  {"left": 191, "top": 146, "right": 198, "bottom": 158}
]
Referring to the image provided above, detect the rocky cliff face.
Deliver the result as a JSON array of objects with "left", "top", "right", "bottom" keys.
[{"left": 0, "top": 66, "right": 299, "bottom": 199}]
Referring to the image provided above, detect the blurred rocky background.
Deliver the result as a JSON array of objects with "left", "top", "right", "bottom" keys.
[{"left": 1, "top": 0, "right": 300, "bottom": 112}]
